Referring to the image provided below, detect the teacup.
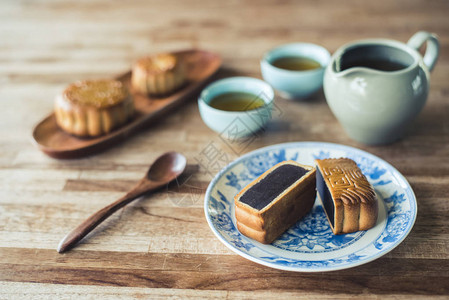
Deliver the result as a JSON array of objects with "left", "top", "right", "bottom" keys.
[
  {"left": 261, "top": 43, "right": 330, "bottom": 99},
  {"left": 198, "top": 77, "right": 274, "bottom": 138},
  {"left": 324, "top": 31, "right": 439, "bottom": 145}
]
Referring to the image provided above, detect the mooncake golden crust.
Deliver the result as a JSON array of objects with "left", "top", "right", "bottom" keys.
[
  {"left": 234, "top": 161, "right": 316, "bottom": 244},
  {"left": 131, "top": 53, "right": 186, "bottom": 96},
  {"left": 315, "top": 158, "right": 378, "bottom": 234},
  {"left": 54, "top": 79, "right": 134, "bottom": 137}
]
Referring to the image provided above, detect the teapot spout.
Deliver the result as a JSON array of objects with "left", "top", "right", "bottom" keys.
[
  {"left": 330, "top": 58, "right": 360, "bottom": 77},
  {"left": 330, "top": 50, "right": 384, "bottom": 77},
  {"left": 332, "top": 63, "right": 366, "bottom": 78}
]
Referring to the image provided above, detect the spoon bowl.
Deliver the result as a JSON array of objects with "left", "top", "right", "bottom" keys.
[
  {"left": 57, "top": 152, "right": 187, "bottom": 253},
  {"left": 147, "top": 152, "right": 187, "bottom": 182}
]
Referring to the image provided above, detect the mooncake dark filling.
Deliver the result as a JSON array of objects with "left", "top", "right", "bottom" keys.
[
  {"left": 316, "top": 168, "right": 335, "bottom": 227},
  {"left": 239, "top": 164, "right": 308, "bottom": 210}
]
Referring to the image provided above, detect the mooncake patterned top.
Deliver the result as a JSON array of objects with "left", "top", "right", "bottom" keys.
[
  {"left": 62, "top": 79, "right": 129, "bottom": 108},
  {"left": 315, "top": 158, "right": 376, "bottom": 206}
]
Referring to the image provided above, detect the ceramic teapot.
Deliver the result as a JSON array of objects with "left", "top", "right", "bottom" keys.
[{"left": 324, "top": 31, "right": 439, "bottom": 145}]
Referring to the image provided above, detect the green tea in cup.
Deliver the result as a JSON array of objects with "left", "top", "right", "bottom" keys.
[
  {"left": 208, "top": 92, "right": 265, "bottom": 112},
  {"left": 271, "top": 56, "right": 321, "bottom": 71}
]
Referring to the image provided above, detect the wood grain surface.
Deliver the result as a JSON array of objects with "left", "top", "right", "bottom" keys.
[{"left": 1, "top": 0, "right": 448, "bottom": 298}]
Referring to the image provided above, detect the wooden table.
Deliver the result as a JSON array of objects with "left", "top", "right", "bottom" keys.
[{"left": 1, "top": 0, "right": 448, "bottom": 298}]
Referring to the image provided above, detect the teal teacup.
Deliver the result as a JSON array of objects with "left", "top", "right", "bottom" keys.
[
  {"left": 261, "top": 43, "right": 330, "bottom": 99},
  {"left": 198, "top": 77, "right": 274, "bottom": 138}
]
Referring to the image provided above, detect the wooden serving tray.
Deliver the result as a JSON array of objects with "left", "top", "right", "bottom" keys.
[{"left": 32, "top": 49, "right": 221, "bottom": 159}]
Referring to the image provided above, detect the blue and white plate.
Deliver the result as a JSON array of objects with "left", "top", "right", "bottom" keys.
[{"left": 204, "top": 142, "right": 417, "bottom": 272}]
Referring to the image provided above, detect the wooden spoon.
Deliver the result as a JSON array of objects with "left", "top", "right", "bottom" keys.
[{"left": 57, "top": 152, "right": 187, "bottom": 253}]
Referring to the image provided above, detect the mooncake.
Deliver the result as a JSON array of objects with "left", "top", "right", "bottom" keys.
[
  {"left": 131, "top": 53, "right": 186, "bottom": 96},
  {"left": 315, "top": 158, "right": 378, "bottom": 234},
  {"left": 234, "top": 160, "right": 316, "bottom": 244},
  {"left": 54, "top": 79, "right": 134, "bottom": 137}
]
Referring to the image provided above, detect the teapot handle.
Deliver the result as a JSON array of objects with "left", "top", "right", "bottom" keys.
[{"left": 407, "top": 31, "right": 439, "bottom": 72}]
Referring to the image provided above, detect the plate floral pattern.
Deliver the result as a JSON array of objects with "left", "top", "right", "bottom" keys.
[{"left": 204, "top": 142, "right": 417, "bottom": 272}]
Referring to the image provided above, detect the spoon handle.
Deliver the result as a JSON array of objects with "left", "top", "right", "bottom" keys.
[{"left": 57, "top": 180, "right": 160, "bottom": 253}]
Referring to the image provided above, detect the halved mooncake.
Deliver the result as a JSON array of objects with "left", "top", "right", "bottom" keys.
[
  {"left": 54, "top": 79, "right": 134, "bottom": 137},
  {"left": 234, "top": 160, "right": 316, "bottom": 244},
  {"left": 315, "top": 158, "right": 378, "bottom": 234},
  {"left": 131, "top": 53, "right": 186, "bottom": 96}
]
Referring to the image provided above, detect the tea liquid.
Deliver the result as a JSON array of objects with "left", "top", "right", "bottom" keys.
[
  {"left": 271, "top": 56, "right": 321, "bottom": 71},
  {"left": 208, "top": 92, "right": 265, "bottom": 112}
]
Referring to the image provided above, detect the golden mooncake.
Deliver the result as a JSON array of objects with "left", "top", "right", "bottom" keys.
[
  {"left": 131, "top": 53, "right": 186, "bottom": 96},
  {"left": 234, "top": 160, "right": 316, "bottom": 244},
  {"left": 315, "top": 158, "right": 378, "bottom": 234},
  {"left": 54, "top": 79, "right": 134, "bottom": 137}
]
